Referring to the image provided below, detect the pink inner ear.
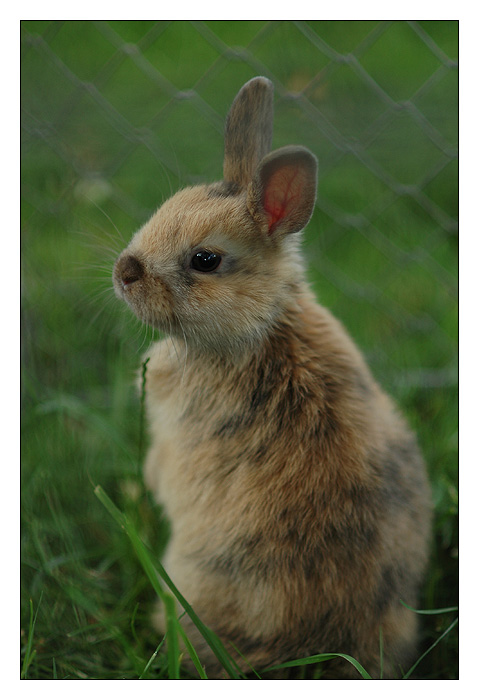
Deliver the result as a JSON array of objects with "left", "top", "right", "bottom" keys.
[{"left": 263, "top": 165, "right": 305, "bottom": 234}]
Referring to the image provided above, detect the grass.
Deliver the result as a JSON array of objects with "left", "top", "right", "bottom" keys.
[{"left": 21, "top": 20, "right": 458, "bottom": 679}]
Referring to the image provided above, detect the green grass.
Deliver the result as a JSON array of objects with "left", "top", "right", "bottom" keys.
[{"left": 21, "top": 20, "right": 458, "bottom": 679}]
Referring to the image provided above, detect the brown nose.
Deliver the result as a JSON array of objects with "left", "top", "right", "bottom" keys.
[{"left": 116, "top": 254, "right": 144, "bottom": 288}]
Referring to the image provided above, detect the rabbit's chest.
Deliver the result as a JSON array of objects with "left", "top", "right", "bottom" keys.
[{"left": 143, "top": 353, "right": 237, "bottom": 500}]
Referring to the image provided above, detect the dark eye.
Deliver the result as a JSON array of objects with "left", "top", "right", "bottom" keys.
[{"left": 191, "top": 250, "right": 222, "bottom": 273}]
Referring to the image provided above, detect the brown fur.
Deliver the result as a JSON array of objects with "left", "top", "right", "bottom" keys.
[{"left": 113, "top": 77, "right": 431, "bottom": 679}]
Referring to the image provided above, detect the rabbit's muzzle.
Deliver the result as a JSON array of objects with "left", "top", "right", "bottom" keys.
[{"left": 113, "top": 251, "right": 174, "bottom": 331}]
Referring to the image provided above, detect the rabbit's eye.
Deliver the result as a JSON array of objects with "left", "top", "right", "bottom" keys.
[{"left": 191, "top": 250, "right": 222, "bottom": 273}]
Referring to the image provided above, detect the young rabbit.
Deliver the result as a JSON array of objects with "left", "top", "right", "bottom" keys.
[{"left": 113, "top": 77, "right": 431, "bottom": 679}]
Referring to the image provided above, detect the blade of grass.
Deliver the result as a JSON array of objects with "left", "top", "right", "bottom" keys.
[
  {"left": 402, "top": 616, "right": 458, "bottom": 679},
  {"left": 226, "top": 639, "right": 262, "bottom": 679},
  {"left": 137, "top": 357, "right": 150, "bottom": 476},
  {"left": 94, "top": 485, "right": 165, "bottom": 600},
  {"left": 139, "top": 636, "right": 166, "bottom": 679},
  {"left": 136, "top": 539, "right": 243, "bottom": 678},
  {"left": 400, "top": 600, "right": 458, "bottom": 615},
  {"left": 163, "top": 593, "right": 181, "bottom": 679},
  {"left": 177, "top": 625, "right": 208, "bottom": 679},
  {"left": 21, "top": 592, "right": 43, "bottom": 679},
  {"left": 94, "top": 484, "right": 242, "bottom": 679},
  {"left": 130, "top": 602, "right": 141, "bottom": 646},
  {"left": 264, "top": 652, "right": 372, "bottom": 679},
  {"left": 94, "top": 484, "right": 181, "bottom": 677}
]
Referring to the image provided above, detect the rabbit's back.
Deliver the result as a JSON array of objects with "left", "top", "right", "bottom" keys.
[{"left": 144, "top": 286, "right": 431, "bottom": 678}]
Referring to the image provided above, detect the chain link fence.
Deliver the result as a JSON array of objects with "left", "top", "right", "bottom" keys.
[
  {"left": 20, "top": 20, "right": 459, "bottom": 679},
  {"left": 21, "top": 20, "right": 458, "bottom": 395}
]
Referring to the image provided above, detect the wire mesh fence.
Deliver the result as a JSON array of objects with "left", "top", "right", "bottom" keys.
[
  {"left": 21, "top": 20, "right": 458, "bottom": 392},
  {"left": 20, "top": 19, "right": 459, "bottom": 680}
]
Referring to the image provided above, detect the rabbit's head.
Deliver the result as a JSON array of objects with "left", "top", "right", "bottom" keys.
[{"left": 113, "top": 77, "right": 317, "bottom": 355}]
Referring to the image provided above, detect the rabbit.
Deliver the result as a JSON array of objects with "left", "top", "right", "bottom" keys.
[{"left": 113, "top": 76, "right": 432, "bottom": 679}]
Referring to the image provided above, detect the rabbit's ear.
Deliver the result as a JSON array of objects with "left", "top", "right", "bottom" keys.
[
  {"left": 247, "top": 146, "right": 318, "bottom": 237},
  {"left": 223, "top": 77, "right": 274, "bottom": 189}
]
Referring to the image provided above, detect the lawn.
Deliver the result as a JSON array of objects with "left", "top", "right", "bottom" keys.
[{"left": 21, "top": 20, "right": 458, "bottom": 679}]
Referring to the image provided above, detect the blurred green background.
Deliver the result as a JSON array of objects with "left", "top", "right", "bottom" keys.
[{"left": 21, "top": 20, "right": 458, "bottom": 679}]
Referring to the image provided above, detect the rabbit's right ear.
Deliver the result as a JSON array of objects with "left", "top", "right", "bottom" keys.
[
  {"left": 223, "top": 77, "right": 274, "bottom": 190},
  {"left": 247, "top": 146, "right": 318, "bottom": 238}
]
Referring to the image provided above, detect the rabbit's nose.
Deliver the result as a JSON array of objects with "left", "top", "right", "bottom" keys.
[{"left": 116, "top": 254, "right": 144, "bottom": 288}]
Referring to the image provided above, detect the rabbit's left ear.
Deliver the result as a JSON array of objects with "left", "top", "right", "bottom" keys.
[{"left": 247, "top": 146, "right": 318, "bottom": 237}]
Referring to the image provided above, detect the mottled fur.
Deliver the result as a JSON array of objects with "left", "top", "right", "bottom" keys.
[{"left": 113, "top": 77, "right": 431, "bottom": 678}]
